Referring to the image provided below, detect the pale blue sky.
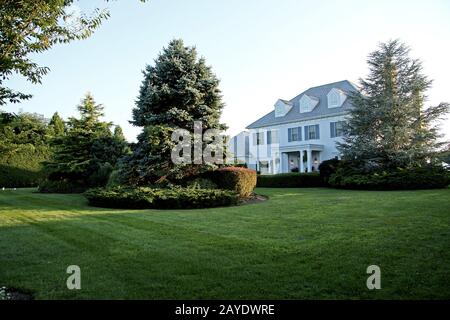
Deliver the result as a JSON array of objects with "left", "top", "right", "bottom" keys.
[{"left": 5, "top": 0, "right": 450, "bottom": 142}]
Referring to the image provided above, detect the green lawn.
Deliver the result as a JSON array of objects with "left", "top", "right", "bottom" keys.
[{"left": 0, "top": 187, "right": 449, "bottom": 299}]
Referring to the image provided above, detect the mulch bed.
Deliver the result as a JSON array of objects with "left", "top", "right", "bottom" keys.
[{"left": 239, "top": 193, "right": 268, "bottom": 205}]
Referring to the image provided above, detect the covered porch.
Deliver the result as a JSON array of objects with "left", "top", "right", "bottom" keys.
[{"left": 280, "top": 144, "right": 324, "bottom": 173}]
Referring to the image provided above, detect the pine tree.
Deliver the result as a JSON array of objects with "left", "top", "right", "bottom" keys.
[
  {"left": 49, "top": 112, "right": 65, "bottom": 137},
  {"left": 44, "top": 93, "right": 121, "bottom": 188},
  {"left": 339, "top": 40, "right": 449, "bottom": 170},
  {"left": 122, "top": 39, "right": 227, "bottom": 185},
  {"left": 91, "top": 125, "right": 130, "bottom": 169},
  {"left": 70, "top": 93, "right": 110, "bottom": 135},
  {"left": 113, "top": 125, "right": 126, "bottom": 140}
]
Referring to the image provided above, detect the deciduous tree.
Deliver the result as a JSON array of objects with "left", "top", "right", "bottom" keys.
[{"left": 0, "top": 0, "right": 147, "bottom": 105}]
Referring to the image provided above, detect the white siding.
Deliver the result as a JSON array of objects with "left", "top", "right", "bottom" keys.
[{"left": 247, "top": 114, "right": 349, "bottom": 173}]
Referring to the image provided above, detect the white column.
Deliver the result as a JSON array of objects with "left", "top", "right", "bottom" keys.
[
  {"left": 299, "top": 150, "right": 304, "bottom": 173},
  {"left": 282, "top": 153, "right": 288, "bottom": 173},
  {"left": 318, "top": 151, "right": 321, "bottom": 170},
  {"left": 307, "top": 149, "right": 312, "bottom": 173},
  {"left": 272, "top": 156, "right": 276, "bottom": 174}
]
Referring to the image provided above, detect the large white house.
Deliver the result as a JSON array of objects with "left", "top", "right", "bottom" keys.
[{"left": 228, "top": 80, "right": 358, "bottom": 174}]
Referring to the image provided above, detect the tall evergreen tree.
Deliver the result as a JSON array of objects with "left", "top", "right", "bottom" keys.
[
  {"left": 339, "top": 40, "right": 449, "bottom": 170},
  {"left": 122, "top": 39, "right": 227, "bottom": 185},
  {"left": 91, "top": 125, "right": 131, "bottom": 169},
  {"left": 44, "top": 93, "right": 124, "bottom": 188},
  {"left": 113, "top": 125, "right": 126, "bottom": 140},
  {"left": 49, "top": 112, "right": 65, "bottom": 137}
]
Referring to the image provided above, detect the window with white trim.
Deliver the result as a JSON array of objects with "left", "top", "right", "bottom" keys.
[
  {"left": 288, "top": 127, "right": 302, "bottom": 142},
  {"left": 304, "top": 125, "right": 320, "bottom": 140},
  {"left": 330, "top": 121, "right": 345, "bottom": 138},
  {"left": 299, "top": 95, "right": 319, "bottom": 113},
  {"left": 267, "top": 130, "right": 279, "bottom": 144},
  {"left": 256, "top": 132, "right": 265, "bottom": 145},
  {"left": 329, "top": 92, "right": 339, "bottom": 107},
  {"left": 327, "top": 88, "right": 346, "bottom": 108}
]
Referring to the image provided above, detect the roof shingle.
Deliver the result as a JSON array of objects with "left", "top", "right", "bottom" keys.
[{"left": 246, "top": 80, "right": 358, "bottom": 129}]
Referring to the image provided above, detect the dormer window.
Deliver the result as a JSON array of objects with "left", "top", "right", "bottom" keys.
[
  {"left": 327, "top": 88, "right": 346, "bottom": 108},
  {"left": 299, "top": 95, "right": 319, "bottom": 113},
  {"left": 274, "top": 99, "right": 292, "bottom": 117},
  {"left": 329, "top": 92, "right": 339, "bottom": 107}
]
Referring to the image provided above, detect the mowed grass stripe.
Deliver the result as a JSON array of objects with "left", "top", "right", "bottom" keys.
[{"left": 0, "top": 188, "right": 449, "bottom": 299}]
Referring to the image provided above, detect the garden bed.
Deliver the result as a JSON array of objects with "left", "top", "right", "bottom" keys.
[{"left": 84, "top": 186, "right": 239, "bottom": 209}]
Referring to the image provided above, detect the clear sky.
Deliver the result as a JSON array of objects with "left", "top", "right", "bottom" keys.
[{"left": 5, "top": 0, "right": 450, "bottom": 142}]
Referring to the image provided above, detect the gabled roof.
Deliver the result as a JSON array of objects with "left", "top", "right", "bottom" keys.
[
  {"left": 246, "top": 80, "right": 358, "bottom": 129},
  {"left": 279, "top": 99, "right": 293, "bottom": 105}
]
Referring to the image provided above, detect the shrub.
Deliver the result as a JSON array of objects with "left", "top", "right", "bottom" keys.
[
  {"left": 257, "top": 172, "right": 323, "bottom": 188},
  {"left": 84, "top": 186, "right": 239, "bottom": 209},
  {"left": 38, "top": 180, "right": 87, "bottom": 193},
  {"left": 106, "top": 169, "right": 121, "bottom": 188},
  {"left": 329, "top": 165, "right": 450, "bottom": 190},
  {"left": 87, "top": 162, "right": 114, "bottom": 188},
  {"left": 210, "top": 167, "right": 257, "bottom": 199},
  {"left": 318, "top": 158, "right": 341, "bottom": 185},
  {"left": 186, "top": 178, "right": 218, "bottom": 190},
  {"left": 0, "top": 165, "right": 44, "bottom": 188},
  {"left": 0, "top": 144, "right": 51, "bottom": 187}
]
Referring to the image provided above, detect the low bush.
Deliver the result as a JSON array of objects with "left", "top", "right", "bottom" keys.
[
  {"left": 329, "top": 165, "right": 450, "bottom": 190},
  {"left": 84, "top": 186, "right": 239, "bottom": 209},
  {"left": 257, "top": 172, "right": 323, "bottom": 188},
  {"left": 210, "top": 167, "right": 257, "bottom": 199},
  {"left": 38, "top": 180, "right": 87, "bottom": 193},
  {"left": 0, "top": 165, "right": 44, "bottom": 188},
  {"left": 185, "top": 178, "right": 218, "bottom": 190}
]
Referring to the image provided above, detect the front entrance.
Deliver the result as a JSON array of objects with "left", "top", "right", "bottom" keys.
[
  {"left": 259, "top": 160, "right": 269, "bottom": 174},
  {"left": 288, "top": 152, "right": 300, "bottom": 172},
  {"left": 280, "top": 146, "right": 323, "bottom": 173},
  {"left": 310, "top": 151, "right": 321, "bottom": 172}
]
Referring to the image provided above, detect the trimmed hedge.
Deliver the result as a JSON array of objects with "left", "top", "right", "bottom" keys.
[
  {"left": 0, "top": 144, "right": 51, "bottom": 188},
  {"left": 84, "top": 186, "right": 239, "bottom": 209},
  {"left": 329, "top": 166, "right": 450, "bottom": 190},
  {"left": 257, "top": 172, "right": 323, "bottom": 188},
  {"left": 211, "top": 167, "right": 257, "bottom": 199}
]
